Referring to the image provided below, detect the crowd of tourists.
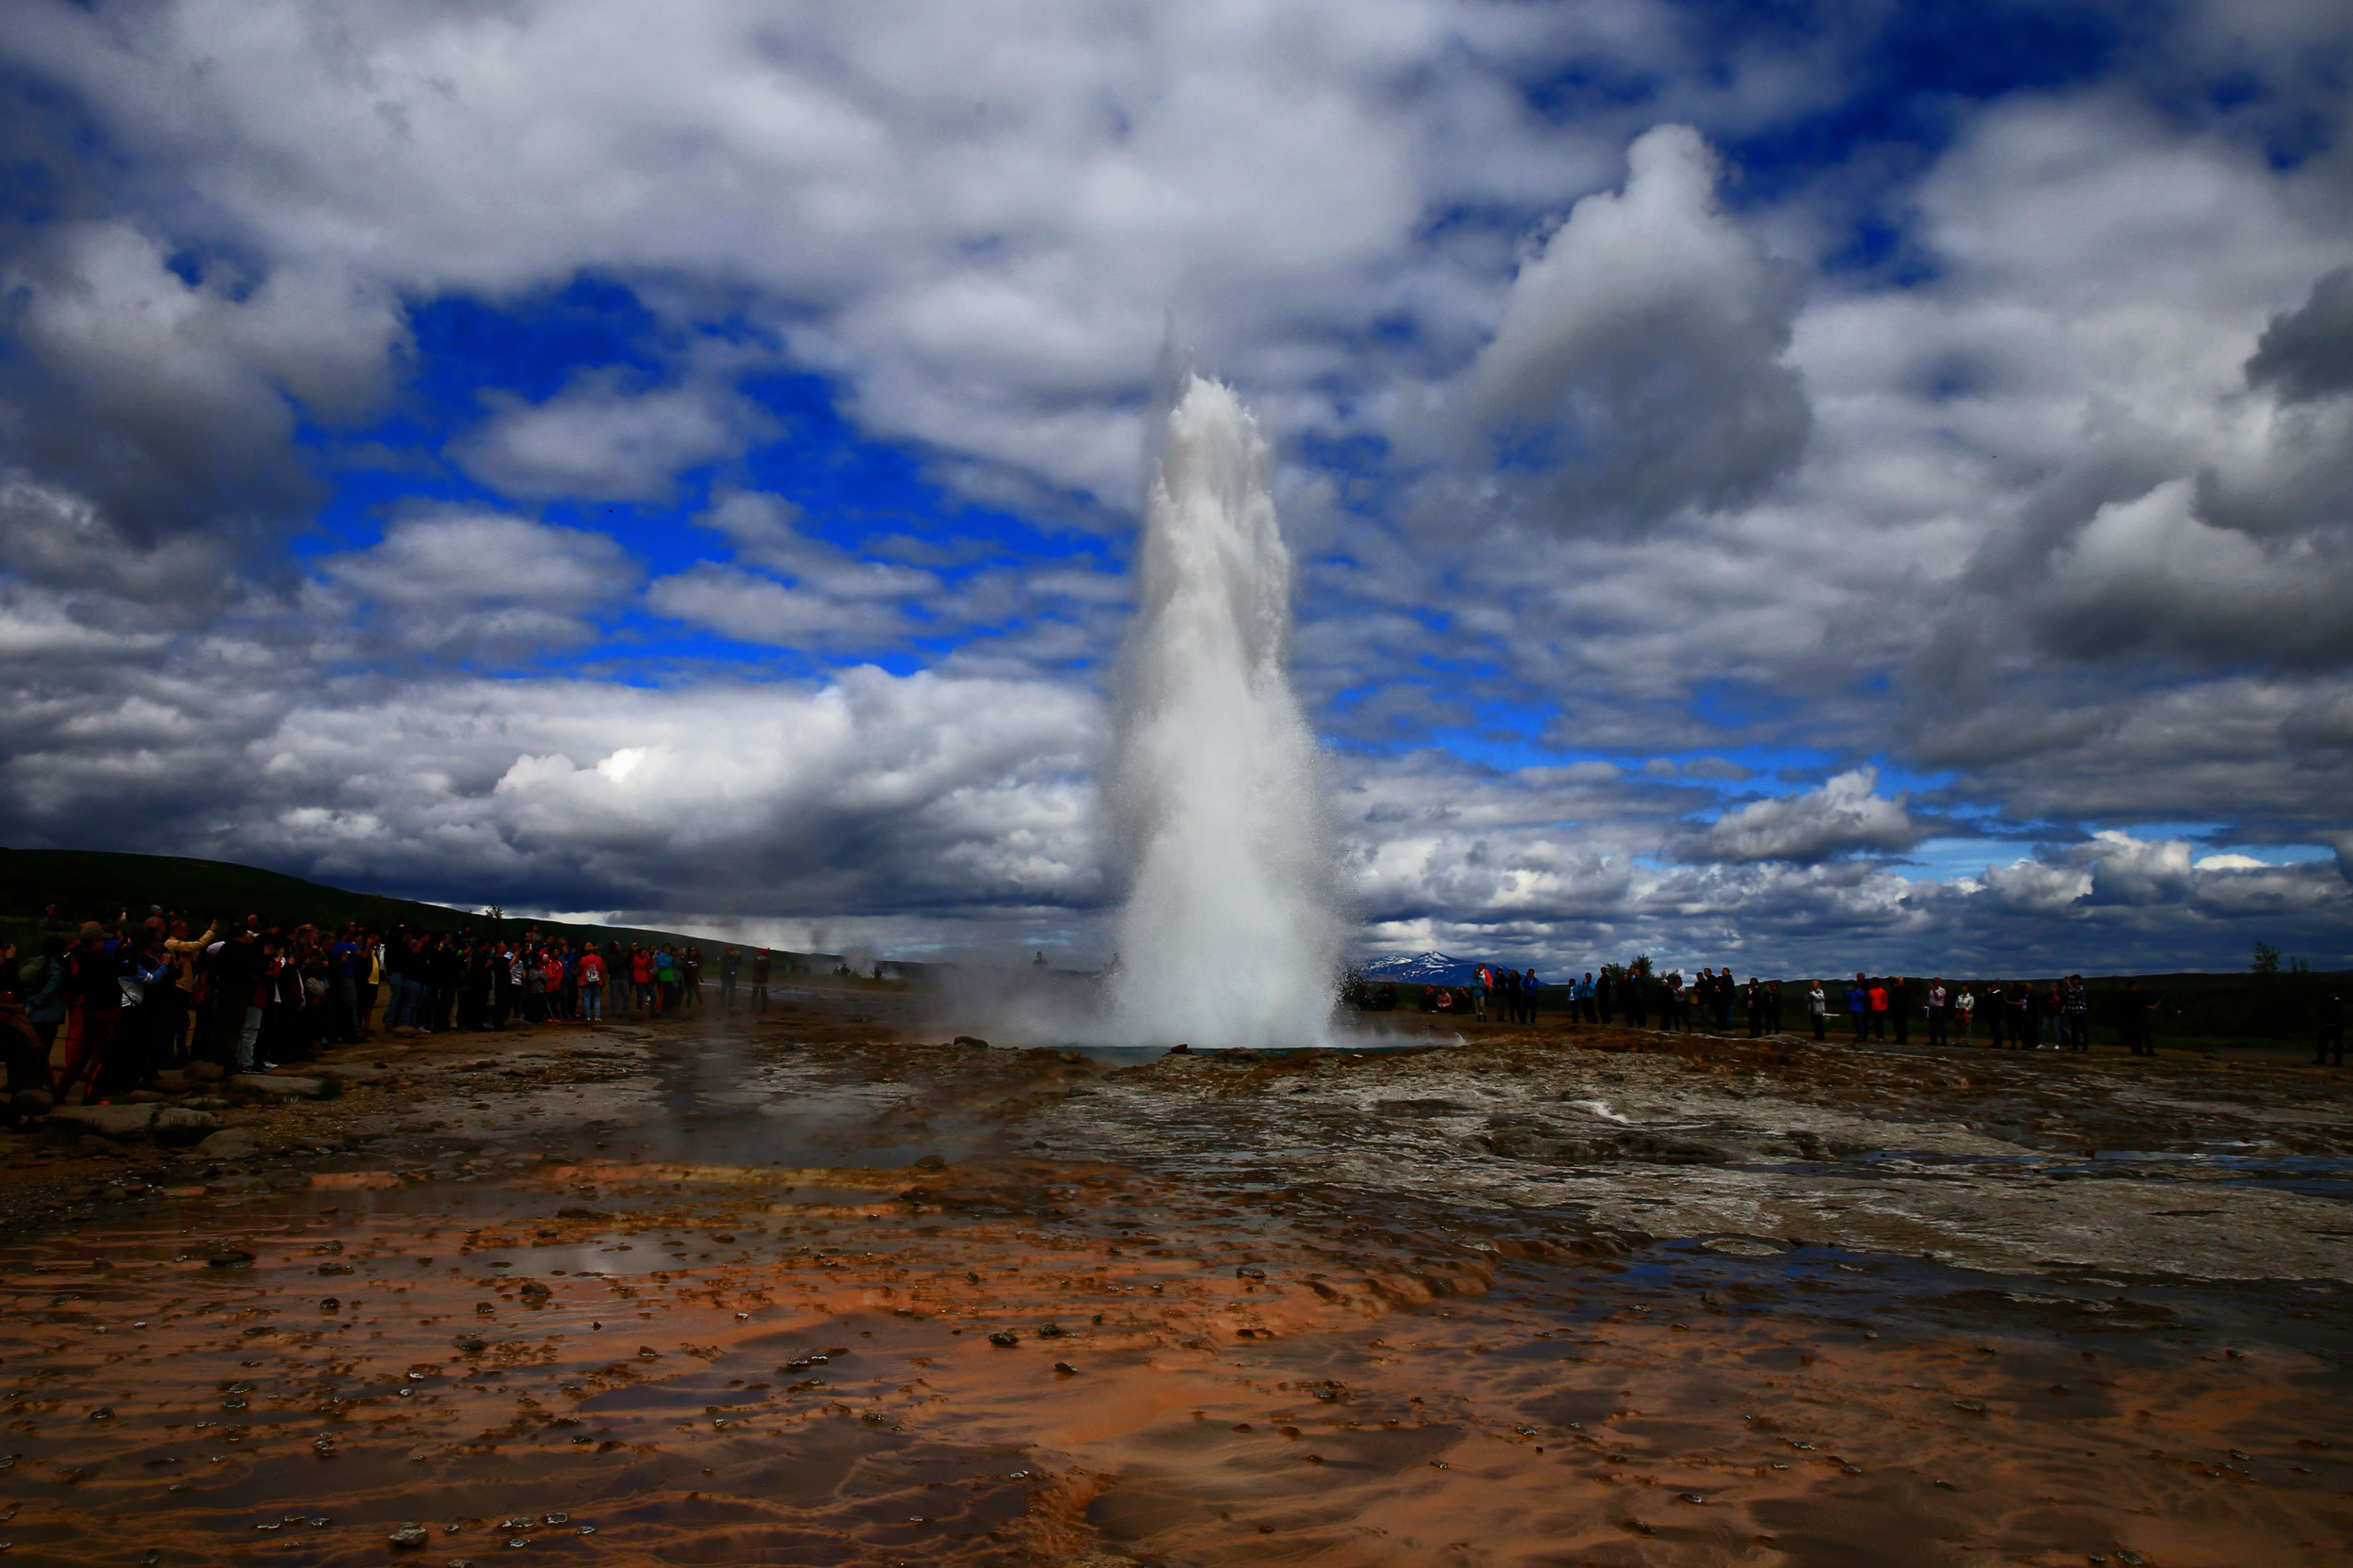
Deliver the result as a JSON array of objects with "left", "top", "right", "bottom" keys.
[
  {"left": 1540, "top": 968, "right": 2147, "bottom": 1051},
  {"left": 1374, "top": 964, "right": 1545, "bottom": 1022},
  {"left": 1389, "top": 962, "right": 2336, "bottom": 1062},
  {"left": 0, "top": 909, "right": 786, "bottom": 1110}
]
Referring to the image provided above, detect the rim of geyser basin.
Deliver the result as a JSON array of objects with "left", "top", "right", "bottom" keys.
[{"left": 1030, "top": 1040, "right": 1465, "bottom": 1064}]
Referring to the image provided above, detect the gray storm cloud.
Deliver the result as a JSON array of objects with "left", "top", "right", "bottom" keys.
[
  {"left": 1682, "top": 768, "right": 1923, "bottom": 866},
  {"left": 1458, "top": 123, "right": 1810, "bottom": 531},
  {"left": 0, "top": 2, "right": 2347, "bottom": 972}
]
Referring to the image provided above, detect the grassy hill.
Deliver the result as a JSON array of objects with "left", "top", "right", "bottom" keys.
[{"left": 0, "top": 846, "right": 841, "bottom": 969}]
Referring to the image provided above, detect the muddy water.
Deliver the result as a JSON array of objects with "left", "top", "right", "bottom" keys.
[{"left": 4, "top": 1017, "right": 2352, "bottom": 1565}]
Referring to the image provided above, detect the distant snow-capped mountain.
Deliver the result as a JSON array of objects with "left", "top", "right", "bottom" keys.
[{"left": 1357, "top": 951, "right": 1478, "bottom": 984}]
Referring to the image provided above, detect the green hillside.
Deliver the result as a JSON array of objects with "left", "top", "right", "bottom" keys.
[{"left": 0, "top": 846, "right": 839, "bottom": 968}]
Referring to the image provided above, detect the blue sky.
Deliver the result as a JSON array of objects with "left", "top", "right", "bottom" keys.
[{"left": 1, "top": 0, "right": 2349, "bottom": 974}]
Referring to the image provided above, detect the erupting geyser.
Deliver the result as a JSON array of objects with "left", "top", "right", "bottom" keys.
[{"left": 1106, "top": 369, "right": 1342, "bottom": 1048}]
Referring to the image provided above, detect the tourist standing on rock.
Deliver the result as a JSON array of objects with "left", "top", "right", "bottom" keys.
[
  {"left": 751, "top": 948, "right": 772, "bottom": 1014},
  {"left": 486, "top": 942, "right": 511, "bottom": 1028},
  {"left": 326, "top": 925, "right": 360, "bottom": 1044},
  {"left": 400, "top": 932, "right": 431, "bottom": 1033},
  {"left": 1866, "top": 976, "right": 1889, "bottom": 1041},
  {"left": 380, "top": 929, "right": 410, "bottom": 1032},
  {"left": 1886, "top": 976, "right": 1911, "bottom": 1043},
  {"left": 120, "top": 930, "right": 176, "bottom": 1089},
  {"left": 228, "top": 930, "right": 274, "bottom": 1071},
  {"left": 257, "top": 932, "right": 310, "bottom": 1067},
  {"left": 1956, "top": 984, "right": 1975, "bottom": 1044},
  {"left": 1807, "top": 980, "right": 1827, "bottom": 1040},
  {"left": 460, "top": 938, "right": 482, "bottom": 1029},
  {"left": 355, "top": 931, "right": 380, "bottom": 1035},
  {"left": 433, "top": 934, "right": 462, "bottom": 1032},
  {"left": 2315, "top": 990, "right": 2345, "bottom": 1066},
  {"left": 2063, "top": 975, "right": 2089, "bottom": 1052},
  {"left": 683, "top": 949, "right": 705, "bottom": 1015},
  {"left": 578, "top": 943, "right": 606, "bottom": 1021},
  {"left": 400, "top": 930, "right": 431, "bottom": 1032},
  {"left": 657, "top": 947, "right": 682, "bottom": 1016},
  {"left": 630, "top": 946, "right": 654, "bottom": 1015},
  {"left": 1594, "top": 969, "right": 1614, "bottom": 1025},
  {"left": 164, "top": 917, "right": 215, "bottom": 1059},
  {"left": 249, "top": 931, "right": 294, "bottom": 1068},
  {"left": 1847, "top": 975, "right": 1869, "bottom": 1041},
  {"left": 2118, "top": 980, "right": 2153, "bottom": 1057},
  {"left": 1927, "top": 979, "right": 1948, "bottom": 1047},
  {"left": 719, "top": 946, "right": 741, "bottom": 1012},
  {"left": 372, "top": 928, "right": 399, "bottom": 1030},
  {"left": 0, "top": 938, "right": 46, "bottom": 1116},
  {"left": 56, "top": 922, "right": 130, "bottom": 1105},
  {"left": 17, "top": 936, "right": 63, "bottom": 1096},
  {"left": 1767, "top": 979, "right": 1784, "bottom": 1033},
  {"left": 202, "top": 924, "right": 258, "bottom": 1066}
]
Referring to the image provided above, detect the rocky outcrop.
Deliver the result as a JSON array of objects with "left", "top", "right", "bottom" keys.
[
  {"left": 151, "top": 1106, "right": 224, "bottom": 1148},
  {"left": 231, "top": 1073, "right": 329, "bottom": 1099},
  {"left": 1481, "top": 1116, "right": 1729, "bottom": 1165},
  {"left": 48, "top": 1103, "right": 156, "bottom": 1140},
  {"left": 192, "top": 1127, "right": 260, "bottom": 1160}
]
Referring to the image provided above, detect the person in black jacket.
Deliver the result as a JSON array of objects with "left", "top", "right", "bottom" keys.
[
  {"left": 2118, "top": 980, "right": 2154, "bottom": 1057},
  {"left": 203, "top": 925, "right": 261, "bottom": 1067},
  {"left": 0, "top": 937, "right": 48, "bottom": 1113}
]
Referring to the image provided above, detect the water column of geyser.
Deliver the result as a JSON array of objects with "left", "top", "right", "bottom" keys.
[{"left": 1106, "top": 370, "right": 1342, "bottom": 1049}]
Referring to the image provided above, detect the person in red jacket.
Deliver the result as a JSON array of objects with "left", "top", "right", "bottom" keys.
[
  {"left": 750, "top": 948, "right": 772, "bottom": 1014},
  {"left": 56, "top": 922, "right": 131, "bottom": 1103},
  {"left": 630, "top": 947, "right": 654, "bottom": 1016},
  {"left": 577, "top": 944, "right": 606, "bottom": 1022},
  {"left": 1866, "top": 978, "right": 1890, "bottom": 1041}
]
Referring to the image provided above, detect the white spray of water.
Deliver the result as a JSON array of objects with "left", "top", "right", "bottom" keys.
[{"left": 1105, "top": 370, "right": 1342, "bottom": 1048}]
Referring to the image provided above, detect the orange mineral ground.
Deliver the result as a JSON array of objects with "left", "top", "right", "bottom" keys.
[{"left": 2, "top": 993, "right": 2348, "bottom": 1565}]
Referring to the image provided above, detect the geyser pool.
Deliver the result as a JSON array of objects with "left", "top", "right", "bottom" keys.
[{"left": 1105, "top": 370, "right": 1341, "bottom": 1049}]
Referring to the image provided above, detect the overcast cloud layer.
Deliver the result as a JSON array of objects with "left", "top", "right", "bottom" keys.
[{"left": 2, "top": 1, "right": 2350, "bottom": 977}]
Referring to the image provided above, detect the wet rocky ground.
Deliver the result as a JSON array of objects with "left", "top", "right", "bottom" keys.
[{"left": 2, "top": 992, "right": 2349, "bottom": 1565}]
